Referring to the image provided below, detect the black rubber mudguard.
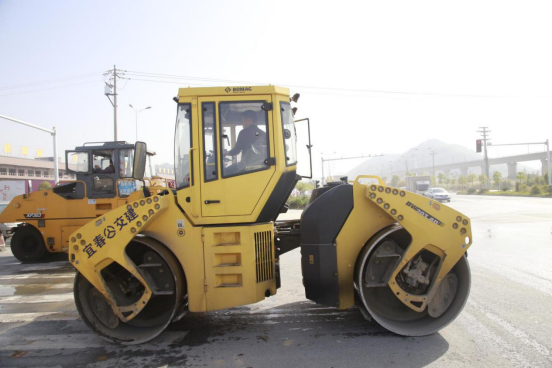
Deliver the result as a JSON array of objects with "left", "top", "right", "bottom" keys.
[{"left": 300, "top": 184, "right": 354, "bottom": 307}]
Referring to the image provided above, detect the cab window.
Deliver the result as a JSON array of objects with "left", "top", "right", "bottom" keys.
[
  {"left": 93, "top": 175, "right": 114, "bottom": 193},
  {"left": 119, "top": 149, "right": 134, "bottom": 178},
  {"left": 92, "top": 150, "right": 114, "bottom": 174},
  {"left": 280, "top": 102, "right": 298, "bottom": 166},
  {"left": 66, "top": 151, "right": 90, "bottom": 173},
  {"left": 202, "top": 103, "right": 218, "bottom": 182},
  {"left": 219, "top": 101, "right": 269, "bottom": 178},
  {"left": 175, "top": 104, "right": 192, "bottom": 189}
]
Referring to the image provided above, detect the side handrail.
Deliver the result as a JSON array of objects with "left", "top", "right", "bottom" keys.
[{"left": 188, "top": 147, "right": 199, "bottom": 218}]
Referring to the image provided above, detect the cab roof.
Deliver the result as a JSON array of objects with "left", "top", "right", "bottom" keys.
[
  {"left": 177, "top": 85, "right": 290, "bottom": 99},
  {"left": 74, "top": 141, "right": 156, "bottom": 155}
]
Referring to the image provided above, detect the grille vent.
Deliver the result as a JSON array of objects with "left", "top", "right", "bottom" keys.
[{"left": 254, "top": 231, "right": 274, "bottom": 283}]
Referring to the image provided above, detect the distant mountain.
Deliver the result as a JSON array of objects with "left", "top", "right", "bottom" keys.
[{"left": 347, "top": 139, "right": 538, "bottom": 179}]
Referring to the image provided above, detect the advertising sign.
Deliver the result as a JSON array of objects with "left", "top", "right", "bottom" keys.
[
  {"left": 118, "top": 180, "right": 136, "bottom": 197},
  {"left": 0, "top": 180, "right": 25, "bottom": 202}
]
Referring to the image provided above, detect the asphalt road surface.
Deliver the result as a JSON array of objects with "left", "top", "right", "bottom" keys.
[{"left": 0, "top": 194, "right": 551, "bottom": 367}]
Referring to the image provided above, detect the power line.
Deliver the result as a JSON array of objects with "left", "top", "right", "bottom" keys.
[
  {"left": 0, "top": 79, "right": 102, "bottom": 98},
  {"left": 125, "top": 77, "right": 214, "bottom": 87},
  {"left": 125, "top": 69, "right": 524, "bottom": 99},
  {"left": 0, "top": 73, "right": 100, "bottom": 91}
]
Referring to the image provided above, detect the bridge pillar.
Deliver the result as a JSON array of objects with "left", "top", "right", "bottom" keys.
[
  {"left": 542, "top": 159, "right": 549, "bottom": 176},
  {"left": 444, "top": 169, "right": 450, "bottom": 177},
  {"left": 460, "top": 167, "right": 468, "bottom": 177},
  {"left": 480, "top": 165, "right": 486, "bottom": 176},
  {"left": 507, "top": 162, "right": 517, "bottom": 180}
]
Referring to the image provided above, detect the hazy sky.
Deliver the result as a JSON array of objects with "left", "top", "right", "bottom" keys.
[{"left": 1, "top": 0, "right": 551, "bottom": 178}]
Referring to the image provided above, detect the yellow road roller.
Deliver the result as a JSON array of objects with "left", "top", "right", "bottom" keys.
[
  {"left": 68, "top": 86, "right": 473, "bottom": 344},
  {"left": 0, "top": 141, "right": 153, "bottom": 262}
]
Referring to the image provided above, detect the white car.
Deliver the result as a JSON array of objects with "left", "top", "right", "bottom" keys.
[
  {"left": 0, "top": 201, "right": 20, "bottom": 239},
  {"left": 424, "top": 188, "right": 451, "bottom": 202}
]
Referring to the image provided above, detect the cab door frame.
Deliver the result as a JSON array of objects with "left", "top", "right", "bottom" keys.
[
  {"left": 175, "top": 98, "right": 201, "bottom": 221},
  {"left": 199, "top": 95, "right": 276, "bottom": 218}
]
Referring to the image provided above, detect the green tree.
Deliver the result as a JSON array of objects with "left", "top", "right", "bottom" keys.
[
  {"left": 39, "top": 181, "right": 52, "bottom": 191},
  {"left": 493, "top": 171, "right": 502, "bottom": 189},
  {"left": 391, "top": 175, "right": 400, "bottom": 187},
  {"left": 516, "top": 172, "right": 526, "bottom": 192},
  {"left": 501, "top": 180, "right": 513, "bottom": 191},
  {"left": 437, "top": 173, "right": 446, "bottom": 185},
  {"left": 478, "top": 174, "right": 488, "bottom": 188},
  {"left": 467, "top": 173, "right": 477, "bottom": 187},
  {"left": 458, "top": 176, "right": 467, "bottom": 189},
  {"left": 295, "top": 181, "right": 315, "bottom": 195},
  {"left": 530, "top": 185, "right": 541, "bottom": 195}
]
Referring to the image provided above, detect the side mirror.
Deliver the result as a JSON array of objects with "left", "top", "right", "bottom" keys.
[{"left": 133, "top": 141, "right": 147, "bottom": 179}]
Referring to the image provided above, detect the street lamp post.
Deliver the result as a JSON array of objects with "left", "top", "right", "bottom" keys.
[
  {"left": 0, "top": 114, "right": 59, "bottom": 184},
  {"left": 129, "top": 105, "right": 151, "bottom": 141}
]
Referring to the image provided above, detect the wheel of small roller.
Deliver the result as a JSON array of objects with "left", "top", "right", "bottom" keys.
[
  {"left": 10, "top": 226, "right": 47, "bottom": 262},
  {"left": 357, "top": 227, "right": 471, "bottom": 336},
  {"left": 74, "top": 238, "right": 186, "bottom": 345}
]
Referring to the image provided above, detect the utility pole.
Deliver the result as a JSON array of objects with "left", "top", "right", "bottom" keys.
[
  {"left": 429, "top": 149, "right": 437, "bottom": 184},
  {"left": 104, "top": 65, "right": 125, "bottom": 141},
  {"left": 477, "top": 127, "right": 491, "bottom": 188},
  {"left": 114, "top": 65, "right": 117, "bottom": 140},
  {"left": 547, "top": 139, "right": 551, "bottom": 189}
]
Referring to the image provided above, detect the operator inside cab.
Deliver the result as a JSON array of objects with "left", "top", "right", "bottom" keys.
[{"left": 223, "top": 110, "right": 267, "bottom": 176}]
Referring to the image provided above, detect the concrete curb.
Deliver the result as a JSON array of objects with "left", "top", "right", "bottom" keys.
[{"left": 457, "top": 193, "right": 552, "bottom": 199}]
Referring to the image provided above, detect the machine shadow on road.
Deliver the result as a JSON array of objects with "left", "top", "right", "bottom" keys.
[{"left": 159, "top": 300, "right": 450, "bottom": 368}]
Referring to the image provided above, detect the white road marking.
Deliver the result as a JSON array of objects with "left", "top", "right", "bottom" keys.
[
  {"left": 0, "top": 312, "right": 79, "bottom": 323},
  {"left": 0, "top": 331, "right": 188, "bottom": 351},
  {"left": 457, "top": 311, "right": 532, "bottom": 367},
  {"left": 469, "top": 300, "right": 550, "bottom": 357},
  {"left": 9, "top": 262, "right": 73, "bottom": 272},
  {"left": 0, "top": 292, "right": 74, "bottom": 304},
  {"left": 0, "top": 273, "right": 74, "bottom": 280},
  {"left": 0, "top": 283, "right": 72, "bottom": 290}
]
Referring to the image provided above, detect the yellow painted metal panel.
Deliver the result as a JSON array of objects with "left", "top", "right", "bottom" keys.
[
  {"left": 202, "top": 223, "right": 275, "bottom": 311},
  {"left": 178, "top": 85, "right": 289, "bottom": 98}
]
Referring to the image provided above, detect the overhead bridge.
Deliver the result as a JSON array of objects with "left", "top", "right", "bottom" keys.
[{"left": 402, "top": 152, "right": 548, "bottom": 180}]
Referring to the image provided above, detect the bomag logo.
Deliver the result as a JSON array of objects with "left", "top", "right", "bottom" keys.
[{"left": 225, "top": 86, "right": 253, "bottom": 94}]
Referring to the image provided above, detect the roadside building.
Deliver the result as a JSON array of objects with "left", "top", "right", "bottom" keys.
[{"left": 0, "top": 156, "right": 77, "bottom": 201}]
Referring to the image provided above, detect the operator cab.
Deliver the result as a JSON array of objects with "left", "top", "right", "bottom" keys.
[
  {"left": 57, "top": 141, "right": 149, "bottom": 199},
  {"left": 173, "top": 86, "right": 310, "bottom": 225}
]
